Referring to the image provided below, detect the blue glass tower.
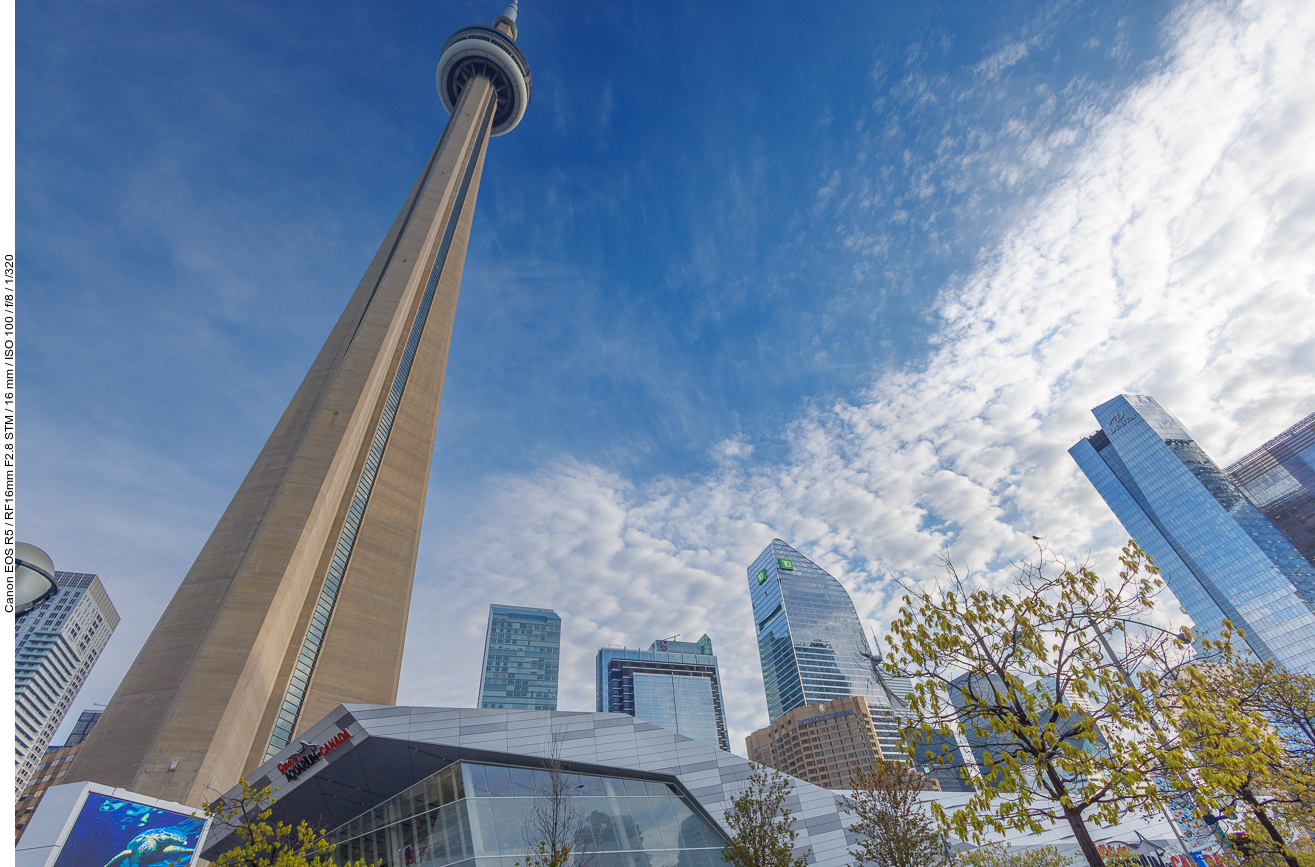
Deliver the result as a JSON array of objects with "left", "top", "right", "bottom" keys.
[
  {"left": 1227, "top": 411, "right": 1315, "bottom": 566},
  {"left": 596, "top": 635, "right": 730, "bottom": 751},
  {"left": 477, "top": 604, "right": 561, "bottom": 711},
  {"left": 1070, "top": 395, "right": 1315, "bottom": 672},
  {"left": 747, "top": 540, "right": 914, "bottom": 757}
]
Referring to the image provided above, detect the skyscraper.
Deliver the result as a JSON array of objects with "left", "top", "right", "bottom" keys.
[
  {"left": 67, "top": 4, "right": 534, "bottom": 806},
  {"left": 747, "top": 539, "right": 914, "bottom": 758},
  {"left": 478, "top": 604, "right": 561, "bottom": 711},
  {"left": 1070, "top": 395, "right": 1315, "bottom": 672},
  {"left": 745, "top": 695, "right": 895, "bottom": 790},
  {"left": 14, "top": 572, "right": 119, "bottom": 795},
  {"left": 596, "top": 635, "right": 730, "bottom": 751},
  {"left": 1226, "top": 411, "right": 1315, "bottom": 566},
  {"left": 15, "top": 741, "right": 86, "bottom": 841},
  {"left": 62, "top": 709, "right": 103, "bottom": 748}
]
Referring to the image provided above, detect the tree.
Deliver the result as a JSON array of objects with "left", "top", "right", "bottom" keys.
[
  {"left": 883, "top": 542, "right": 1208, "bottom": 867},
  {"left": 204, "top": 780, "right": 373, "bottom": 867},
  {"left": 1164, "top": 659, "right": 1315, "bottom": 867},
  {"left": 518, "top": 735, "right": 593, "bottom": 867},
  {"left": 841, "top": 759, "right": 949, "bottom": 867},
  {"left": 956, "top": 842, "right": 1074, "bottom": 867},
  {"left": 721, "top": 767, "right": 809, "bottom": 867}
]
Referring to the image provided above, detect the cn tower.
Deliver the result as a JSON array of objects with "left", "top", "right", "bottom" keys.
[{"left": 67, "top": 4, "right": 532, "bottom": 806}]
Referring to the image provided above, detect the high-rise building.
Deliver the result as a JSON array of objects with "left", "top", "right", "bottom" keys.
[
  {"left": 62, "top": 709, "right": 103, "bottom": 748},
  {"left": 1226, "top": 411, "right": 1315, "bottom": 566},
  {"left": 948, "top": 671, "right": 1022, "bottom": 772},
  {"left": 906, "top": 728, "right": 977, "bottom": 793},
  {"left": 15, "top": 741, "right": 85, "bottom": 840},
  {"left": 1070, "top": 395, "right": 1315, "bottom": 672},
  {"left": 14, "top": 572, "right": 119, "bottom": 796},
  {"left": 746, "top": 539, "right": 915, "bottom": 759},
  {"left": 745, "top": 695, "right": 903, "bottom": 790},
  {"left": 596, "top": 635, "right": 730, "bottom": 751},
  {"left": 948, "top": 672, "right": 1108, "bottom": 791},
  {"left": 67, "top": 4, "right": 534, "bottom": 806},
  {"left": 478, "top": 604, "right": 561, "bottom": 711}
]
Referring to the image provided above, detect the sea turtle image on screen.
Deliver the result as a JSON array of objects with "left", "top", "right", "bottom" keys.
[{"left": 103, "top": 827, "right": 195, "bottom": 867}]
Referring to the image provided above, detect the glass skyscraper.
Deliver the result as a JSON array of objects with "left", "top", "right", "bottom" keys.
[
  {"left": 477, "top": 604, "right": 561, "bottom": 711},
  {"left": 1226, "top": 411, "right": 1315, "bottom": 566},
  {"left": 596, "top": 635, "right": 730, "bottom": 751},
  {"left": 1070, "top": 395, "right": 1315, "bottom": 673},
  {"left": 63, "top": 709, "right": 103, "bottom": 747},
  {"left": 746, "top": 539, "right": 915, "bottom": 758}
]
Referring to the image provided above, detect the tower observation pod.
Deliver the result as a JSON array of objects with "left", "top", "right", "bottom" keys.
[
  {"left": 64, "top": 5, "right": 533, "bottom": 807},
  {"left": 437, "top": 3, "right": 532, "bottom": 135}
]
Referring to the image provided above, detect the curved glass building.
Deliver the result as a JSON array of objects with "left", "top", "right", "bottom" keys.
[
  {"left": 746, "top": 540, "right": 913, "bottom": 757},
  {"left": 326, "top": 761, "right": 727, "bottom": 867}
]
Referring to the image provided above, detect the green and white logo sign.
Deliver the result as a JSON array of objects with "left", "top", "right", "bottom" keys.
[
  {"left": 778, "top": 558, "right": 794, "bottom": 571},
  {"left": 756, "top": 569, "right": 767, "bottom": 585}
]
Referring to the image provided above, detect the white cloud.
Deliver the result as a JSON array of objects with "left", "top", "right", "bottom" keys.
[
  {"left": 710, "top": 436, "right": 755, "bottom": 463},
  {"left": 401, "top": 0, "right": 1315, "bottom": 754}
]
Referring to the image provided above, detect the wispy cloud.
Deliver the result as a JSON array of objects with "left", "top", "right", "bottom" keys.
[{"left": 402, "top": 0, "right": 1315, "bottom": 752}]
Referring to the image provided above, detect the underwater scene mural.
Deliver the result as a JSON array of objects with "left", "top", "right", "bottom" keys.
[{"left": 53, "top": 793, "right": 206, "bottom": 867}]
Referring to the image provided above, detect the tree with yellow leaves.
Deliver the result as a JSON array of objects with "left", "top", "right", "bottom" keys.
[
  {"left": 956, "top": 842, "right": 1074, "bottom": 867},
  {"left": 882, "top": 542, "right": 1212, "bottom": 867},
  {"left": 1163, "top": 659, "right": 1314, "bottom": 867},
  {"left": 204, "top": 780, "right": 374, "bottom": 867}
]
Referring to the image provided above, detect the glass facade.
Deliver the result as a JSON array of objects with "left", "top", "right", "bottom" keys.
[
  {"left": 746, "top": 540, "right": 915, "bottom": 757},
  {"left": 325, "top": 761, "right": 730, "bottom": 867},
  {"left": 596, "top": 637, "right": 730, "bottom": 751},
  {"left": 1070, "top": 395, "right": 1315, "bottom": 673},
  {"left": 478, "top": 605, "right": 561, "bottom": 711},
  {"left": 1226, "top": 411, "right": 1315, "bottom": 566},
  {"left": 64, "top": 709, "right": 102, "bottom": 747}
]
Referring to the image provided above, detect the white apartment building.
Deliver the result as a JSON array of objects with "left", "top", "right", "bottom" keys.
[{"left": 14, "top": 572, "right": 119, "bottom": 795}]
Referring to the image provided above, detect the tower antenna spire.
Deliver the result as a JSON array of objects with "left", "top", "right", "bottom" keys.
[{"left": 494, "top": 0, "right": 519, "bottom": 39}]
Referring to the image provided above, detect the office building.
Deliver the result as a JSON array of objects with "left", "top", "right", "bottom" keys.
[
  {"left": 477, "top": 605, "right": 561, "bottom": 711},
  {"left": 907, "top": 728, "right": 977, "bottom": 793},
  {"left": 596, "top": 635, "right": 730, "bottom": 751},
  {"left": 949, "top": 672, "right": 1109, "bottom": 792},
  {"left": 67, "top": 4, "right": 535, "bottom": 806},
  {"left": 16, "top": 708, "right": 103, "bottom": 836},
  {"left": 16, "top": 707, "right": 103, "bottom": 836},
  {"left": 19, "top": 703, "right": 1187, "bottom": 867},
  {"left": 1226, "top": 411, "right": 1315, "bottom": 566},
  {"left": 14, "top": 572, "right": 119, "bottom": 796},
  {"left": 192, "top": 704, "right": 821, "bottom": 867},
  {"left": 747, "top": 539, "right": 915, "bottom": 758},
  {"left": 62, "top": 709, "right": 102, "bottom": 748},
  {"left": 1070, "top": 395, "right": 1315, "bottom": 672},
  {"left": 745, "top": 695, "right": 910, "bottom": 790},
  {"left": 15, "top": 742, "right": 84, "bottom": 840},
  {"left": 948, "top": 671, "right": 1015, "bottom": 772}
]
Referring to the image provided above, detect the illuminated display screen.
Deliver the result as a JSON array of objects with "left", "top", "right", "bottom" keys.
[{"left": 54, "top": 792, "right": 205, "bottom": 867}]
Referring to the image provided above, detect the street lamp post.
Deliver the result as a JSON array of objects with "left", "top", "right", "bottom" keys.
[
  {"left": 1084, "top": 612, "right": 1195, "bottom": 859},
  {"left": 15, "top": 542, "right": 58, "bottom": 618}
]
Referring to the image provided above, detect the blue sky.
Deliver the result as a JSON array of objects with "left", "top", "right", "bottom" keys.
[{"left": 19, "top": 0, "right": 1315, "bottom": 750}]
